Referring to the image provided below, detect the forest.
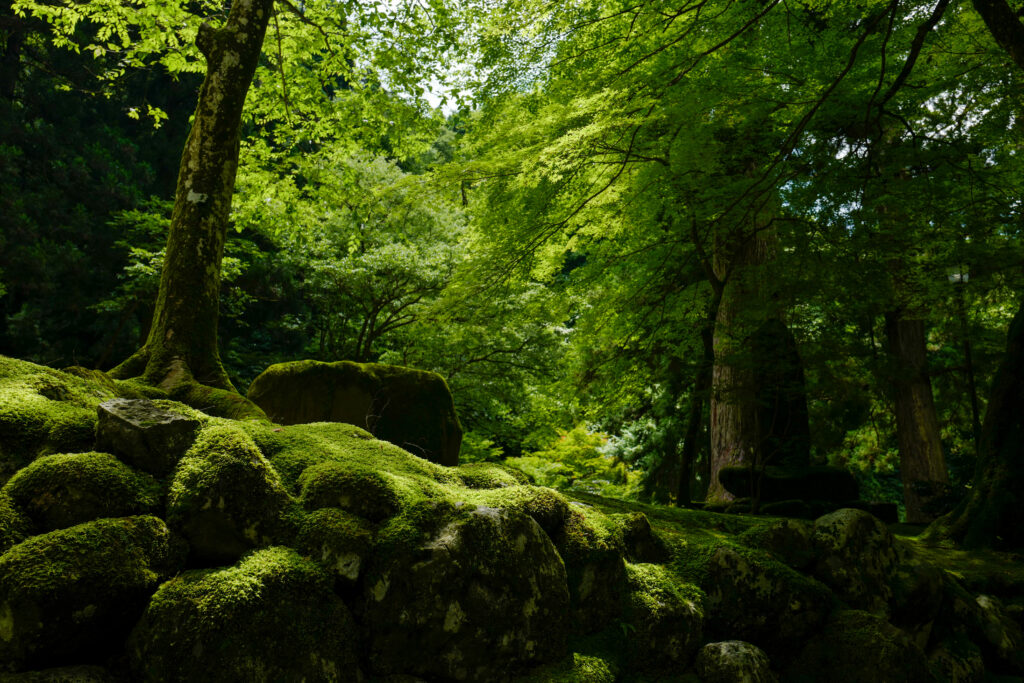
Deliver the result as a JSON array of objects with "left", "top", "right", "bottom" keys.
[{"left": 1, "top": 0, "right": 1024, "bottom": 679}]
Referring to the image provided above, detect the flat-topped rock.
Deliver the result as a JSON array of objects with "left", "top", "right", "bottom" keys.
[
  {"left": 247, "top": 360, "right": 462, "bottom": 466},
  {"left": 95, "top": 399, "right": 200, "bottom": 477}
]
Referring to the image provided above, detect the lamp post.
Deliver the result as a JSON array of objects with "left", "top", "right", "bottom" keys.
[{"left": 948, "top": 265, "right": 982, "bottom": 458}]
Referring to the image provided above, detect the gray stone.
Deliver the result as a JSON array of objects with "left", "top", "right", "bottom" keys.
[
  {"left": 695, "top": 641, "right": 777, "bottom": 683},
  {"left": 363, "top": 506, "right": 570, "bottom": 681},
  {"left": 95, "top": 399, "right": 200, "bottom": 477}
]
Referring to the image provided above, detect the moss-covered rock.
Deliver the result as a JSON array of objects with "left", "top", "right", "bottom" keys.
[
  {"left": 622, "top": 563, "right": 703, "bottom": 670},
  {"left": 2, "top": 452, "right": 160, "bottom": 532},
  {"left": 810, "top": 508, "right": 900, "bottom": 615},
  {"left": 699, "top": 544, "right": 833, "bottom": 658},
  {"left": 0, "top": 358, "right": 111, "bottom": 483},
  {"left": 784, "top": 609, "right": 935, "bottom": 683},
  {"left": 298, "top": 460, "right": 403, "bottom": 522},
  {"left": 695, "top": 641, "right": 777, "bottom": 683},
  {"left": 618, "top": 512, "right": 671, "bottom": 564},
  {"left": 294, "top": 508, "right": 374, "bottom": 587},
  {"left": 128, "top": 546, "right": 359, "bottom": 682},
  {"left": 467, "top": 485, "right": 570, "bottom": 538},
  {"left": 551, "top": 508, "right": 628, "bottom": 634},
  {"left": 362, "top": 505, "right": 570, "bottom": 681},
  {"left": 247, "top": 359, "right": 463, "bottom": 466},
  {"left": 0, "top": 515, "right": 184, "bottom": 671},
  {"left": 889, "top": 561, "right": 947, "bottom": 650},
  {"left": 94, "top": 399, "right": 202, "bottom": 477},
  {"left": 165, "top": 425, "right": 300, "bottom": 565},
  {"left": 458, "top": 462, "right": 531, "bottom": 489},
  {"left": 737, "top": 518, "right": 816, "bottom": 571},
  {"left": 514, "top": 652, "right": 618, "bottom": 683},
  {"left": 927, "top": 634, "right": 985, "bottom": 683},
  {"left": 0, "top": 493, "right": 31, "bottom": 555}
]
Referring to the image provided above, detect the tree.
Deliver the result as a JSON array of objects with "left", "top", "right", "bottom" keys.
[{"left": 14, "top": 0, "right": 459, "bottom": 415}]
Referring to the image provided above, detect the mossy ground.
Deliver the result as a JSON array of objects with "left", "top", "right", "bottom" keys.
[{"left": 1, "top": 354, "right": 1022, "bottom": 680}]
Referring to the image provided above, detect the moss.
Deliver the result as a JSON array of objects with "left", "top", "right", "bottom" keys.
[
  {"left": 621, "top": 562, "right": 704, "bottom": 670},
  {"left": 294, "top": 508, "right": 374, "bottom": 585},
  {"left": 298, "top": 461, "right": 404, "bottom": 522},
  {"left": 0, "top": 515, "right": 184, "bottom": 669},
  {"left": 0, "top": 492, "right": 31, "bottom": 554},
  {"left": 128, "top": 546, "right": 360, "bottom": 682},
  {"left": 3, "top": 452, "right": 160, "bottom": 532},
  {"left": 247, "top": 359, "right": 462, "bottom": 465},
  {"left": 514, "top": 652, "right": 618, "bottom": 682},
  {"left": 462, "top": 485, "right": 570, "bottom": 538},
  {"left": 166, "top": 424, "right": 301, "bottom": 565},
  {"left": 0, "top": 360, "right": 108, "bottom": 483},
  {"left": 459, "top": 462, "right": 531, "bottom": 489}
]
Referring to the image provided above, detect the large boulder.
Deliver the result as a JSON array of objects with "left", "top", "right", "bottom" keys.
[
  {"left": 695, "top": 641, "right": 777, "bottom": 683},
  {"left": 363, "top": 505, "right": 570, "bottom": 681},
  {"left": 128, "top": 547, "right": 360, "bottom": 682},
  {"left": 247, "top": 360, "right": 462, "bottom": 466},
  {"left": 2, "top": 452, "right": 160, "bottom": 532},
  {"left": 95, "top": 399, "right": 201, "bottom": 477},
  {"left": 699, "top": 544, "right": 833, "bottom": 658},
  {"left": 165, "top": 425, "right": 300, "bottom": 566},
  {"left": 810, "top": 508, "right": 900, "bottom": 614},
  {"left": 0, "top": 516, "right": 184, "bottom": 671},
  {"left": 298, "top": 460, "right": 403, "bottom": 523},
  {"left": 785, "top": 610, "right": 935, "bottom": 683},
  {"left": 621, "top": 563, "right": 703, "bottom": 670}
]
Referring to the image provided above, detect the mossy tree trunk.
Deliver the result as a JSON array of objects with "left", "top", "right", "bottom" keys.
[
  {"left": 925, "top": 298, "right": 1024, "bottom": 548},
  {"left": 110, "top": 0, "right": 273, "bottom": 418}
]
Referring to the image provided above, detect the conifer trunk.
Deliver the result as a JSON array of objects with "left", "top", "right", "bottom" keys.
[
  {"left": 885, "top": 312, "right": 949, "bottom": 523},
  {"left": 111, "top": 0, "right": 273, "bottom": 399}
]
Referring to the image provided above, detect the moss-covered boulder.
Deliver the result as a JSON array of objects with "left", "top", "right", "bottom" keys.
[
  {"left": 622, "top": 563, "right": 703, "bottom": 670},
  {"left": 2, "top": 452, "right": 160, "bottom": 532},
  {"left": 0, "top": 493, "right": 31, "bottom": 554},
  {"left": 298, "top": 460, "right": 402, "bottom": 522},
  {"left": 0, "top": 359, "right": 111, "bottom": 483},
  {"left": 927, "top": 634, "right": 985, "bottom": 683},
  {"left": 718, "top": 465, "right": 858, "bottom": 504},
  {"left": 737, "top": 518, "right": 816, "bottom": 571},
  {"left": 551, "top": 508, "right": 628, "bottom": 634},
  {"left": 363, "top": 505, "right": 570, "bottom": 681},
  {"left": 295, "top": 508, "right": 374, "bottom": 587},
  {"left": 165, "top": 425, "right": 299, "bottom": 565},
  {"left": 889, "top": 561, "right": 947, "bottom": 649},
  {"left": 784, "top": 610, "right": 935, "bottom": 683},
  {"left": 128, "top": 546, "right": 360, "bottom": 682},
  {"left": 810, "top": 508, "right": 900, "bottom": 614},
  {"left": 95, "top": 399, "right": 201, "bottom": 477},
  {"left": 247, "top": 360, "right": 463, "bottom": 466},
  {"left": 695, "top": 641, "right": 777, "bottom": 683},
  {"left": 699, "top": 544, "right": 833, "bottom": 657},
  {"left": 0, "top": 515, "right": 184, "bottom": 671}
]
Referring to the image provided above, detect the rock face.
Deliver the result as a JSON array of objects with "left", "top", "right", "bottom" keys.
[
  {"left": 0, "top": 516, "right": 184, "bottom": 669},
  {"left": 362, "top": 506, "right": 570, "bottom": 681},
  {"left": 247, "top": 360, "right": 462, "bottom": 466},
  {"left": 128, "top": 547, "right": 361, "bottom": 682},
  {"left": 95, "top": 399, "right": 200, "bottom": 477},
  {"left": 695, "top": 641, "right": 777, "bottom": 683}
]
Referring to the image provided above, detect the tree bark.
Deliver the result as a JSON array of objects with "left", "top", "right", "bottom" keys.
[
  {"left": 706, "top": 216, "right": 777, "bottom": 503},
  {"left": 110, "top": 0, "right": 273, "bottom": 409},
  {"left": 925, "top": 298, "right": 1024, "bottom": 548},
  {"left": 885, "top": 311, "right": 949, "bottom": 523}
]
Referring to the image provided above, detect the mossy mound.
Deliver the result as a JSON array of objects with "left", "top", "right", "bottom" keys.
[
  {"left": 128, "top": 546, "right": 360, "bottom": 682},
  {"left": 165, "top": 425, "right": 300, "bottom": 566},
  {"left": 247, "top": 359, "right": 463, "bottom": 466},
  {"left": 0, "top": 515, "right": 184, "bottom": 670},
  {"left": 2, "top": 452, "right": 160, "bottom": 532},
  {"left": 1, "top": 354, "right": 1022, "bottom": 681}
]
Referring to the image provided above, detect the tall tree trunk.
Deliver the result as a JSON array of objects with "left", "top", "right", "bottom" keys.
[
  {"left": 885, "top": 311, "right": 949, "bottom": 523},
  {"left": 706, "top": 218, "right": 777, "bottom": 503},
  {"left": 110, "top": 0, "right": 273, "bottom": 413},
  {"left": 925, "top": 298, "right": 1024, "bottom": 548}
]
